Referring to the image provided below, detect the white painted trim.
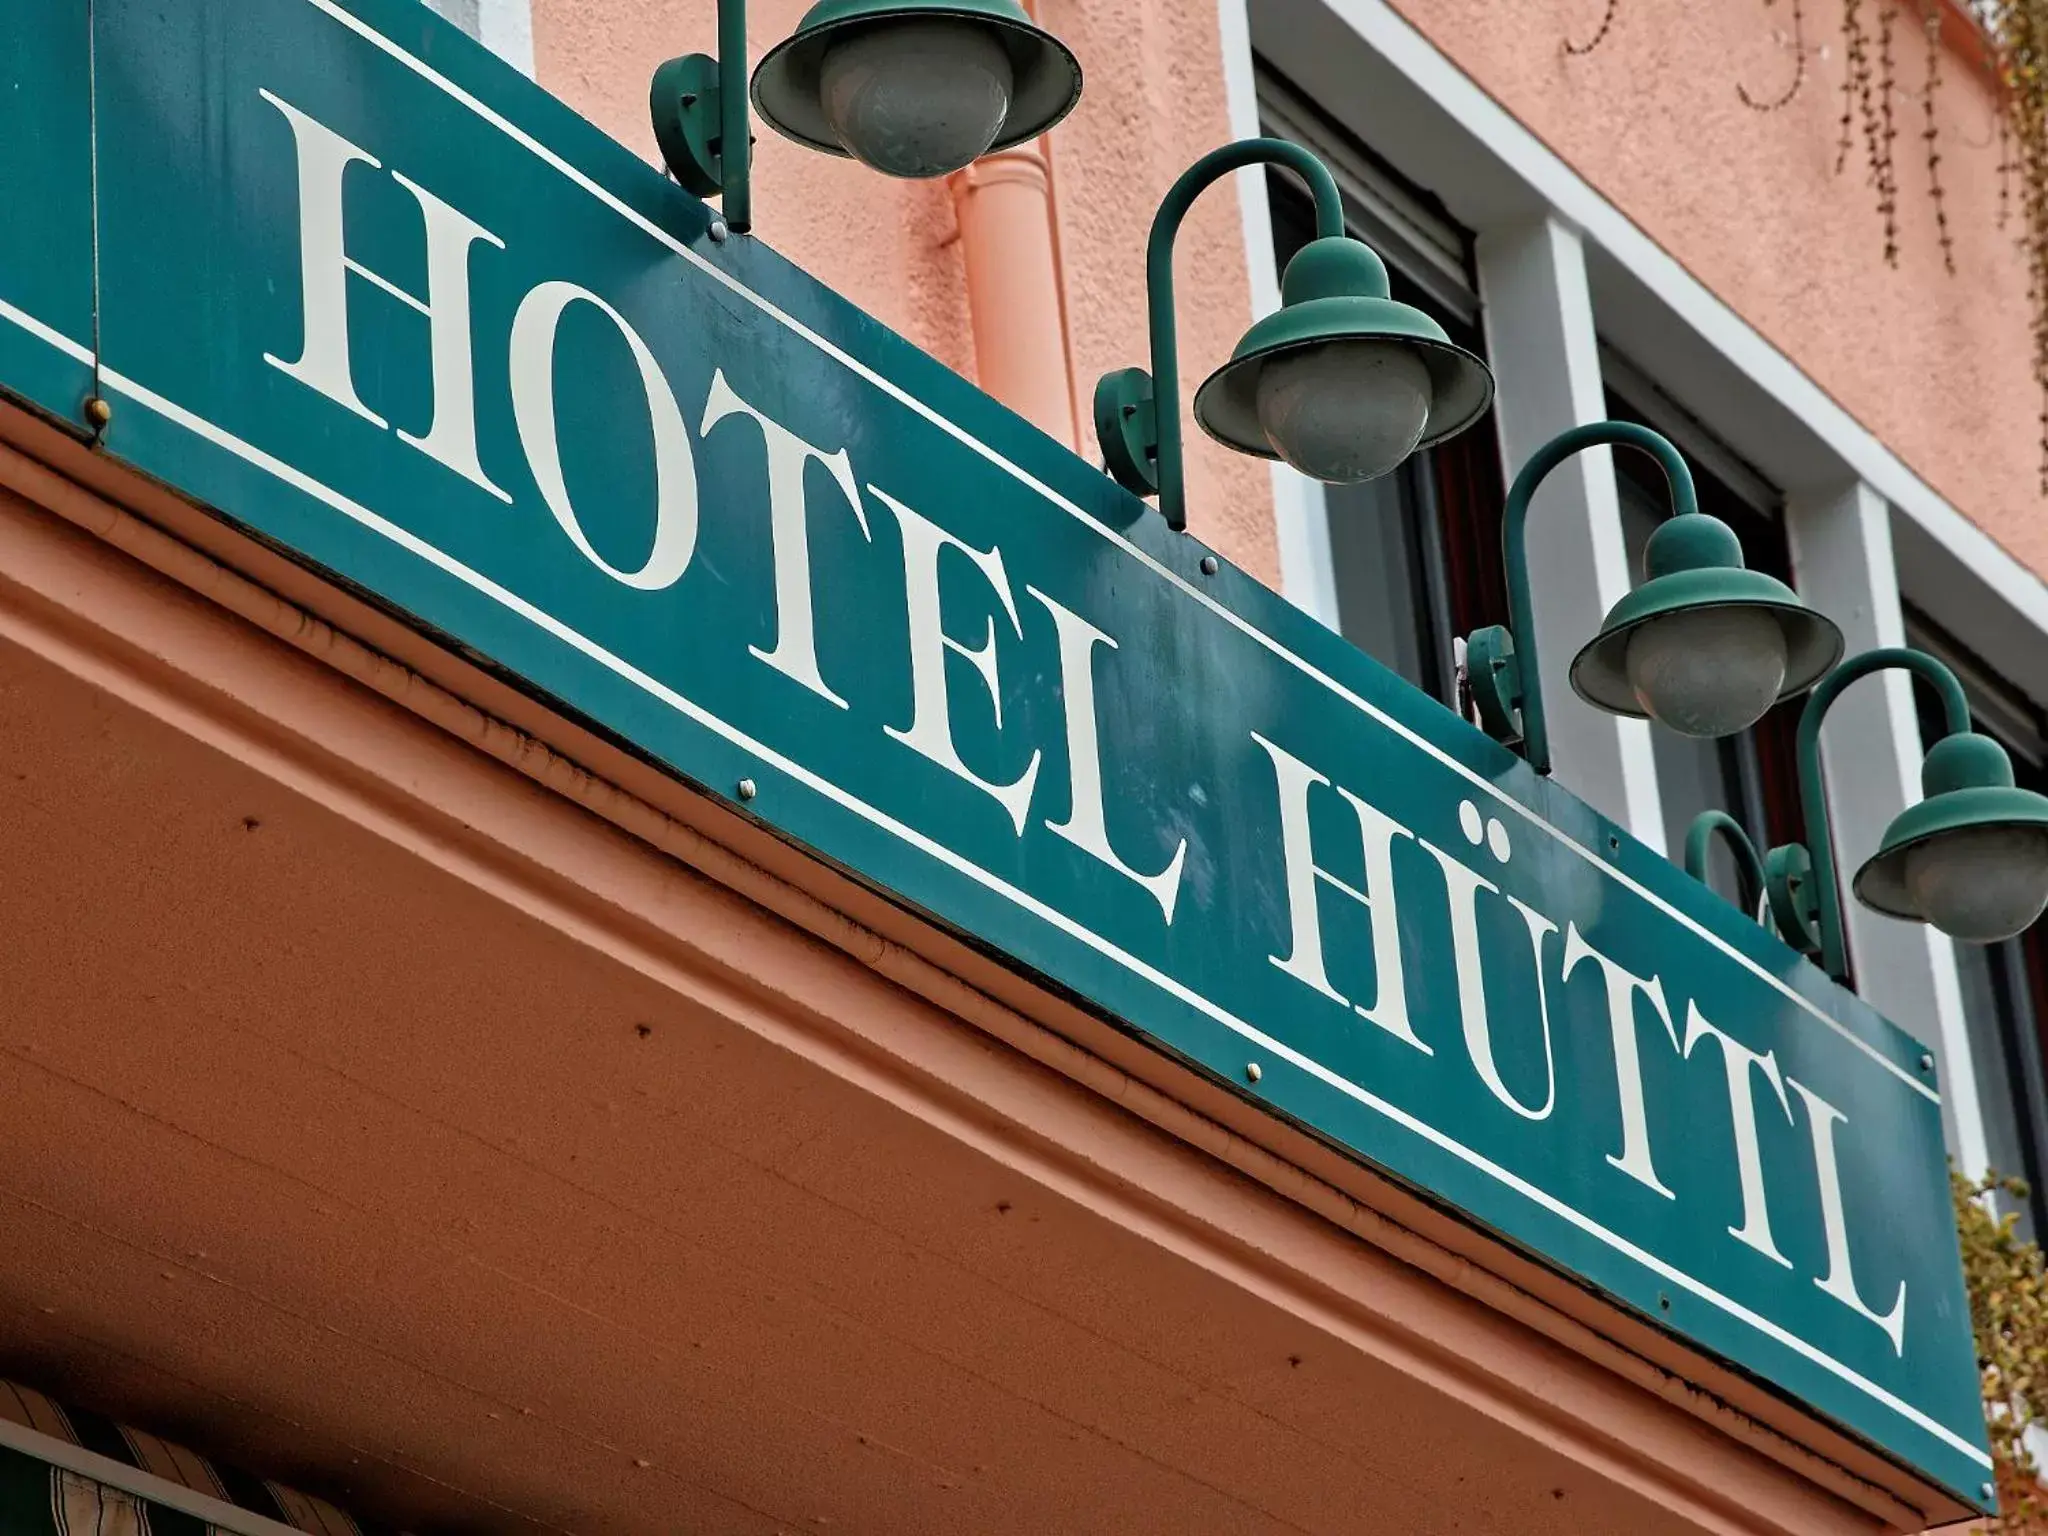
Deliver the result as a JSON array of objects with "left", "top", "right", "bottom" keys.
[
  {"left": 1297, "top": 0, "right": 2048, "bottom": 645},
  {"left": 475, "top": 0, "right": 533, "bottom": 76},
  {"left": 1217, "top": 0, "right": 1340, "bottom": 628},
  {"left": 1788, "top": 481, "right": 1987, "bottom": 1176},
  {"left": 1475, "top": 213, "right": 1668, "bottom": 851}
]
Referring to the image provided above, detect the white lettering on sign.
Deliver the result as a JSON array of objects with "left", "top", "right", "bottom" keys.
[
  {"left": 1028, "top": 588, "right": 1189, "bottom": 923},
  {"left": 508, "top": 280, "right": 700, "bottom": 591},
  {"left": 1250, "top": 732, "right": 1427, "bottom": 1054},
  {"left": 875, "top": 486, "right": 1043, "bottom": 836},
  {"left": 1789, "top": 1077, "right": 1910, "bottom": 1354},
  {"left": 1683, "top": 1002, "right": 1796, "bottom": 1269},
  {"left": 261, "top": 89, "right": 509, "bottom": 502},
  {"left": 1245, "top": 729, "right": 1906, "bottom": 1351},
  {"left": 256, "top": 88, "right": 1919, "bottom": 1364},
  {"left": 700, "top": 369, "right": 871, "bottom": 709},
  {"left": 1421, "top": 824, "right": 1562, "bottom": 1123},
  {"left": 1561, "top": 923, "right": 1682, "bottom": 1199}
]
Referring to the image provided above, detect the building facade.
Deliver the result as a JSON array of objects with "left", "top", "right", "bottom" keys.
[{"left": 0, "top": 0, "right": 2042, "bottom": 1532}]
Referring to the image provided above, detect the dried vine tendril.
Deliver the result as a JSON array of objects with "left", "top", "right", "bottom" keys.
[
  {"left": 1983, "top": 0, "right": 2048, "bottom": 492},
  {"left": 1740, "top": 0, "right": 1811, "bottom": 111},
  {"left": 1564, "top": 0, "right": 1619, "bottom": 55},
  {"left": 1878, "top": 0, "right": 1902, "bottom": 264},
  {"left": 1562, "top": 0, "right": 2048, "bottom": 503},
  {"left": 1924, "top": 1, "right": 1958, "bottom": 274},
  {"left": 1838, "top": 0, "right": 1868, "bottom": 172}
]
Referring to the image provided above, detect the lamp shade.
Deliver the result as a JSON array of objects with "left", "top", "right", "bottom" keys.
[
  {"left": 751, "top": 0, "right": 1083, "bottom": 173},
  {"left": 1854, "top": 731, "right": 2048, "bottom": 942},
  {"left": 1570, "top": 512, "right": 1843, "bottom": 730},
  {"left": 1192, "top": 237, "right": 1493, "bottom": 476}
]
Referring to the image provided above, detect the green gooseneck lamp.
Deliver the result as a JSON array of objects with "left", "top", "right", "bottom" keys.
[
  {"left": 1464, "top": 421, "right": 1844, "bottom": 774},
  {"left": 1688, "top": 648, "right": 2048, "bottom": 981},
  {"left": 1094, "top": 138, "right": 1494, "bottom": 532},
  {"left": 650, "top": 0, "right": 1084, "bottom": 232}
]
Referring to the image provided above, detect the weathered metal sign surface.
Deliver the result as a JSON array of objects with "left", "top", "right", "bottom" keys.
[{"left": 0, "top": 0, "right": 1993, "bottom": 1501}]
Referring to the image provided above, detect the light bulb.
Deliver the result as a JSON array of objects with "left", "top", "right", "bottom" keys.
[
  {"left": 817, "top": 19, "right": 1015, "bottom": 179},
  {"left": 1252, "top": 340, "right": 1433, "bottom": 484},
  {"left": 1904, "top": 825, "right": 2048, "bottom": 943},
  {"left": 1623, "top": 606, "right": 1787, "bottom": 737}
]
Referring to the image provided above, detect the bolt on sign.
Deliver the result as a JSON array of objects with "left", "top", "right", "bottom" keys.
[{"left": 0, "top": 0, "right": 1996, "bottom": 1506}]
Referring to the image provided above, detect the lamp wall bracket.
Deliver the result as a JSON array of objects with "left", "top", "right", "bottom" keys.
[
  {"left": 651, "top": 54, "right": 728, "bottom": 199},
  {"left": 1095, "top": 368, "right": 1161, "bottom": 498},
  {"left": 1465, "top": 624, "right": 1524, "bottom": 747}
]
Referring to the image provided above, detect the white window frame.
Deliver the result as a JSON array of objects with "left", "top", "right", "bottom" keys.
[
  {"left": 1215, "top": 0, "right": 2048, "bottom": 1172},
  {"left": 425, "top": 0, "right": 534, "bottom": 75}
]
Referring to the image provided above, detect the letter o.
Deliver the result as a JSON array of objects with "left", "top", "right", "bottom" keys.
[{"left": 509, "top": 280, "right": 699, "bottom": 590}]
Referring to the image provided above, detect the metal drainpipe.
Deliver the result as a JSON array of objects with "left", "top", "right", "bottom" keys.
[{"left": 946, "top": 2, "right": 1081, "bottom": 449}]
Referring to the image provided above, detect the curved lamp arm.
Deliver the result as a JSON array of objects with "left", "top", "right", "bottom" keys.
[
  {"left": 1794, "top": 647, "right": 1972, "bottom": 981},
  {"left": 1684, "top": 810, "right": 1767, "bottom": 916},
  {"left": 1467, "top": 421, "right": 1697, "bottom": 775},
  {"left": 1101, "top": 140, "right": 1343, "bottom": 532},
  {"left": 650, "top": 0, "right": 753, "bottom": 232}
]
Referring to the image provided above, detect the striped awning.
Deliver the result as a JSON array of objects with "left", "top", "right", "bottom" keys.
[{"left": 0, "top": 1378, "right": 404, "bottom": 1536}]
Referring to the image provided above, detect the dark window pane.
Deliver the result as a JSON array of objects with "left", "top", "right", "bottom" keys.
[
  {"left": 1906, "top": 615, "right": 2048, "bottom": 1229},
  {"left": 1265, "top": 170, "right": 1506, "bottom": 691},
  {"left": 1605, "top": 388, "right": 1799, "bottom": 898},
  {"left": 1325, "top": 459, "right": 1455, "bottom": 702},
  {"left": 1613, "top": 454, "right": 1763, "bottom": 890},
  {"left": 1956, "top": 935, "right": 2048, "bottom": 1239}
]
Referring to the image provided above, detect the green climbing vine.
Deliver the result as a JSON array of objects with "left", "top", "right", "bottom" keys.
[
  {"left": 1955, "top": 1171, "right": 2048, "bottom": 1529},
  {"left": 1565, "top": 0, "right": 2048, "bottom": 491}
]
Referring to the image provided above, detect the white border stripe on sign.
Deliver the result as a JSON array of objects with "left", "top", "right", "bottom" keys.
[
  {"left": 0, "top": 294, "right": 1988, "bottom": 1468},
  {"left": 292, "top": 0, "right": 1938, "bottom": 1105}
]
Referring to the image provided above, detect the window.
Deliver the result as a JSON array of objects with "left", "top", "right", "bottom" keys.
[
  {"left": 1260, "top": 64, "right": 1801, "bottom": 889},
  {"left": 1603, "top": 358, "right": 1806, "bottom": 894},
  {"left": 1260, "top": 65, "right": 1508, "bottom": 711},
  {"left": 1907, "top": 611, "right": 2048, "bottom": 1239}
]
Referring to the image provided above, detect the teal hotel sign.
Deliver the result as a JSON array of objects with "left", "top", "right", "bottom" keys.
[{"left": 0, "top": 0, "right": 1995, "bottom": 1505}]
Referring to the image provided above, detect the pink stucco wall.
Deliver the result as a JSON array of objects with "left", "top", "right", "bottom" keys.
[
  {"left": 1394, "top": 0, "right": 2042, "bottom": 565},
  {"left": 532, "top": 0, "right": 976, "bottom": 377},
  {"left": 1031, "top": 0, "right": 1276, "bottom": 574},
  {"left": 529, "top": 0, "right": 1276, "bottom": 580},
  {"left": 529, "top": 1, "right": 2038, "bottom": 594}
]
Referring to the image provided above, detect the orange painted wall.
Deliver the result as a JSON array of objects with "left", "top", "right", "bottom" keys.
[
  {"left": 528, "top": 0, "right": 1277, "bottom": 581},
  {"left": 1390, "top": 0, "right": 2042, "bottom": 565},
  {"left": 528, "top": 0, "right": 2042, "bottom": 595}
]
